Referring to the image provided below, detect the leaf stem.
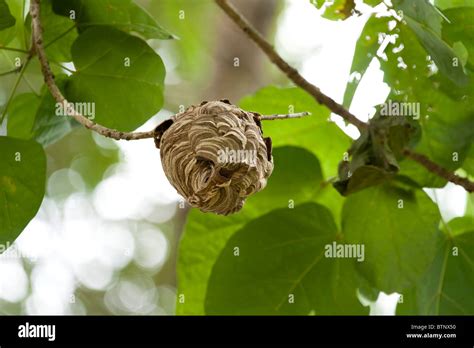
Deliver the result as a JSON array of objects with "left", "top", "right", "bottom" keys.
[
  {"left": 0, "top": 57, "right": 32, "bottom": 124},
  {"left": 44, "top": 24, "right": 76, "bottom": 49},
  {"left": 0, "top": 46, "right": 29, "bottom": 53},
  {"left": 0, "top": 66, "right": 21, "bottom": 77}
]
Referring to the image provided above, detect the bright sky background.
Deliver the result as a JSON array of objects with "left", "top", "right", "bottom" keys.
[{"left": 0, "top": 0, "right": 468, "bottom": 315}]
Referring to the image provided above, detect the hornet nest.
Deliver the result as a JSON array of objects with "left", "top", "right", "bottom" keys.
[{"left": 154, "top": 100, "right": 274, "bottom": 215}]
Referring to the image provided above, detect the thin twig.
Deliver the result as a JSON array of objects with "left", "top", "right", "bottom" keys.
[
  {"left": 28, "top": 0, "right": 474, "bottom": 192},
  {"left": 260, "top": 111, "right": 311, "bottom": 120},
  {"left": 44, "top": 24, "right": 76, "bottom": 49},
  {"left": 404, "top": 149, "right": 474, "bottom": 193},
  {"left": 215, "top": 0, "right": 474, "bottom": 193}
]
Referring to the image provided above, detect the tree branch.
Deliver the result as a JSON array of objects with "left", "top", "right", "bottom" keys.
[
  {"left": 215, "top": 0, "right": 474, "bottom": 193},
  {"left": 404, "top": 149, "right": 474, "bottom": 193},
  {"left": 28, "top": 0, "right": 474, "bottom": 192},
  {"left": 29, "top": 0, "right": 311, "bottom": 141},
  {"left": 215, "top": 0, "right": 368, "bottom": 131},
  {"left": 30, "top": 0, "right": 154, "bottom": 141}
]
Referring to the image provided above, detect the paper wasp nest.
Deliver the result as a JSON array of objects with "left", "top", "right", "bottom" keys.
[{"left": 154, "top": 100, "right": 273, "bottom": 215}]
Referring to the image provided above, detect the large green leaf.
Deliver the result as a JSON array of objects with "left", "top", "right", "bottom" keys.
[
  {"left": 443, "top": 215, "right": 474, "bottom": 236},
  {"left": 51, "top": 0, "right": 173, "bottom": 40},
  {"left": 0, "top": 137, "right": 46, "bottom": 249},
  {"left": 363, "top": 0, "right": 384, "bottom": 6},
  {"left": 393, "top": 0, "right": 468, "bottom": 85},
  {"left": 441, "top": 7, "right": 474, "bottom": 68},
  {"left": 343, "top": 15, "right": 391, "bottom": 108},
  {"left": 435, "top": 0, "right": 474, "bottom": 9},
  {"left": 342, "top": 184, "right": 440, "bottom": 293},
  {"left": 397, "top": 227, "right": 474, "bottom": 314},
  {"left": 0, "top": 0, "right": 15, "bottom": 30},
  {"left": 391, "top": 23, "right": 474, "bottom": 187},
  {"left": 240, "top": 86, "right": 351, "bottom": 179},
  {"left": 177, "top": 146, "right": 340, "bottom": 314},
  {"left": 205, "top": 203, "right": 368, "bottom": 315},
  {"left": 467, "top": 193, "right": 474, "bottom": 216},
  {"left": 7, "top": 93, "right": 40, "bottom": 140},
  {"left": 8, "top": 78, "right": 78, "bottom": 146},
  {"left": 0, "top": 0, "right": 22, "bottom": 46},
  {"left": 344, "top": 11, "right": 474, "bottom": 188},
  {"left": 333, "top": 114, "right": 420, "bottom": 195},
  {"left": 65, "top": 27, "right": 165, "bottom": 131},
  {"left": 463, "top": 144, "right": 474, "bottom": 176},
  {"left": 25, "top": 0, "right": 78, "bottom": 62}
]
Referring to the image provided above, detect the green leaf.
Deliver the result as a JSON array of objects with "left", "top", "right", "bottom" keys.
[
  {"left": 25, "top": 0, "right": 78, "bottom": 62},
  {"left": 363, "top": 0, "right": 384, "bottom": 5},
  {"left": 0, "top": 0, "right": 15, "bottom": 30},
  {"left": 435, "top": 0, "right": 474, "bottom": 9},
  {"left": 343, "top": 15, "right": 391, "bottom": 108},
  {"left": 177, "top": 146, "right": 339, "bottom": 314},
  {"left": 310, "top": 0, "right": 358, "bottom": 20},
  {"left": 65, "top": 27, "right": 165, "bottom": 131},
  {"left": 0, "top": 0, "right": 20, "bottom": 46},
  {"left": 393, "top": 0, "right": 469, "bottom": 85},
  {"left": 0, "top": 137, "right": 46, "bottom": 250},
  {"left": 240, "top": 86, "right": 351, "bottom": 179},
  {"left": 8, "top": 78, "right": 78, "bottom": 146},
  {"left": 395, "top": 0, "right": 443, "bottom": 35},
  {"left": 7, "top": 93, "right": 40, "bottom": 140},
  {"left": 463, "top": 144, "right": 474, "bottom": 176},
  {"left": 345, "top": 12, "right": 474, "bottom": 188},
  {"left": 205, "top": 203, "right": 368, "bottom": 315},
  {"left": 397, "top": 229, "right": 474, "bottom": 314},
  {"left": 467, "top": 193, "right": 474, "bottom": 216},
  {"left": 441, "top": 7, "right": 474, "bottom": 68},
  {"left": 334, "top": 164, "right": 394, "bottom": 195},
  {"left": 34, "top": 81, "right": 79, "bottom": 146},
  {"left": 444, "top": 216, "right": 474, "bottom": 236},
  {"left": 333, "top": 114, "right": 420, "bottom": 195},
  {"left": 342, "top": 184, "right": 440, "bottom": 293},
  {"left": 51, "top": 0, "right": 173, "bottom": 40}
]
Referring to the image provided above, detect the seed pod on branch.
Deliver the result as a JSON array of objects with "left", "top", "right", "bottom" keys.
[{"left": 155, "top": 100, "right": 274, "bottom": 215}]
